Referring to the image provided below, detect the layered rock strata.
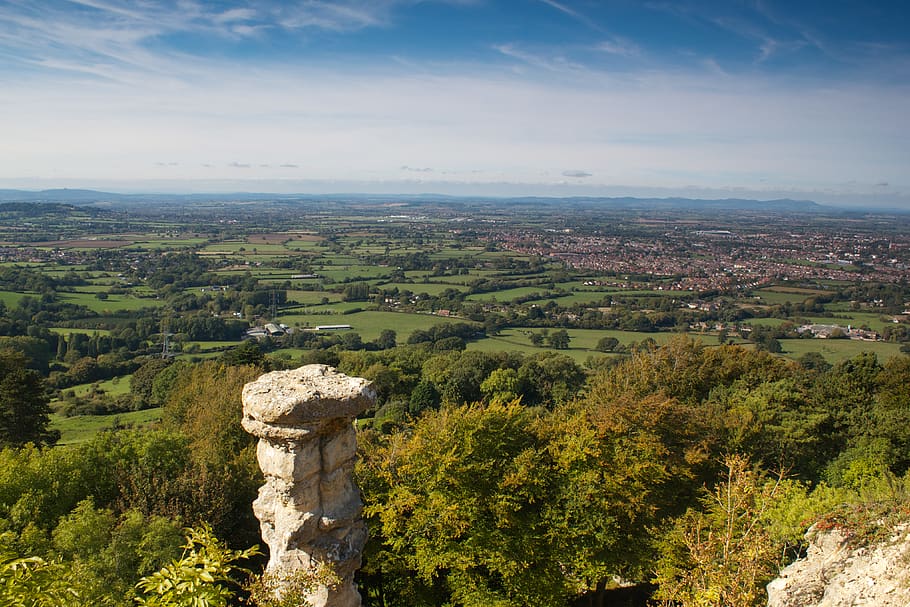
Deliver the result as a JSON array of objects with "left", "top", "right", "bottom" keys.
[{"left": 242, "top": 364, "right": 375, "bottom": 607}]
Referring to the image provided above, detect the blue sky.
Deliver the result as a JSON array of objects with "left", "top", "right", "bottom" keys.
[{"left": 1, "top": 0, "right": 908, "bottom": 206}]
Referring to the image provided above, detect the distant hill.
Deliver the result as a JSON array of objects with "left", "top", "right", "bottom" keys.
[
  {"left": 0, "top": 188, "right": 129, "bottom": 202},
  {"left": 0, "top": 188, "right": 825, "bottom": 212}
]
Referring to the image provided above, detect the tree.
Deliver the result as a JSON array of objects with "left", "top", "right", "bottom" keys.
[
  {"left": 0, "top": 534, "right": 79, "bottom": 607},
  {"left": 408, "top": 380, "right": 439, "bottom": 416},
  {"left": 546, "top": 329, "right": 570, "bottom": 350},
  {"left": 0, "top": 349, "right": 58, "bottom": 448},
  {"left": 360, "top": 402, "right": 567, "bottom": 607},
  {"left": 340, "top": 332, "right": 364, "bottom": 351},
  {"left": 135, "top": 526, "right": 258, "bottom": 607},
  {"left": 131, "top": 358, "right": 173, "bottom": 408},
  {"left": 652, "top": 455, "right": 783, "bottom": 607},
  {"left": 221, "top": 340, "right": 265, "bottom": 367},
  {"left": 480, "top": 368, "right": 520, "bottom": 404},
  {"left": 595, "top": 336, "right": 619, "bottom": 352},
  {"left": 375, "top": 329, "right": 397, "bottom": 350},
  {"left": 162, "top": 361, "right": 263, "bottom": 544},
  {"left": 797, "top": 351, "right": 831, "bottom": 373}
]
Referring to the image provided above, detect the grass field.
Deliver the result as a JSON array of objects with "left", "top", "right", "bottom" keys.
[
  {"left": 277, "top": 310, "right": 466, "bottom": 341},
  {"left": 0, "top": 290, "right": 30, "bottom": 306},
  {"left": 377, "top": 282, "right": 469, "bottom": 296},
  {"left": 803, "top": 312, "right": 890, "bottom": 332},
  {"left": 49, "top": 327, "right": 112, "bottom": 337},
  {"left": 467, "top": 329, "right": 728, "bottom": 363},
  {"left": 285, "top": 290, "right": 343, "bottom": 304},
  {"left": 750, "top": 291, "right": 809, "bottom": 305},
  {"left": 403, "top": 269, "right": 503, "bottom": 281},
  {"left": 51, "top": 407, "right": 162, "bottom": 445},
  {"left": 525, "top": 291, "right": 610, "bottom": 306},
  {"left": 64, "top": 375, "right": 133, "bottom": 398},
  {"left": 466, "top": 286, "right": 559, "bottom": 302},
  {"left": 778, "top": 338, "right": 902, "bottom": 363},
  {"left": 57, "top": 291, "right": 165, "bottom": 313},
  {"left": 316, "top": 266, "right": 391, "bottom": 281},
  {"left": 744, "top": 311, "right": 892, "bottom": 332},
  {"left": 184, "top": 340, "right": 239, "bottom": 352}
]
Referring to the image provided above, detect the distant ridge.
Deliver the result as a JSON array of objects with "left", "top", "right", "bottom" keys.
[
  {"left": 0, "top": 188, "right": 828, "bottom": 211},
  {"left": 0, "top": 188, "right": 126, "bottom": 202}
]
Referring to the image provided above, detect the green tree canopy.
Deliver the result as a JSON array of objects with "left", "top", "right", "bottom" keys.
[{"left": 0, "top": 349, "right": 58, "bottom": 448}]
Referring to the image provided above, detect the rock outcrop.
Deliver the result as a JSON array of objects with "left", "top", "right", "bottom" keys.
[
  {"left": 766, "top": 523, "right": 910, "bottom": 607},
  {"left": 242, "top": 364, "right": 375, "bottom": 607}
]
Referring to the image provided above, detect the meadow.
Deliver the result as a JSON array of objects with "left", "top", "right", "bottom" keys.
[{"left": 50, "top": 407, "right": 162, "bottom": 445}]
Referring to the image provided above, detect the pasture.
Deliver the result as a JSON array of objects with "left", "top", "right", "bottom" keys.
[
  {"left": 51, "top": 407, "right": 162, "bottom": 446},
  {"left": 277, "top": 310, "right": 467, "bottom": 341},
  {"left": 778, "top": 338, "right": 902, "bottom": 363}
]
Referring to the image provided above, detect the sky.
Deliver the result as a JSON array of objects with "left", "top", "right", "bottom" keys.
[{"left": 0, "top": 0, "right": 908, "bottom": 207}]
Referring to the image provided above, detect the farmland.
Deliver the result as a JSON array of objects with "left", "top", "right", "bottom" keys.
[{"left": 0, "top": 195, "right": 907, "bottom": 441}]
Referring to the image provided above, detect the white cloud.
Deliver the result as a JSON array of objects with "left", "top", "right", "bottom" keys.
[
  {"left": 214, "top": 7, "right": 258, "bottom": 24},
  {"left": 0, "top": 2, "right": 907, "bottom": 206}
]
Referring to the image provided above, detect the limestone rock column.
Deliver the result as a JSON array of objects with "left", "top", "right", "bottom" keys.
[{"left": 241, "top": 364, "right": 375, "bottom": 607}]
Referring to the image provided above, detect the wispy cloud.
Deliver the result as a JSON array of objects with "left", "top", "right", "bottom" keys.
[
  {"left": 0, "top": 0, "right": 424, "bottom": 84},
  {"left": 537, "top": 0, "right": 581, "bottom": 20},
  {"left": 0, "top": 1, "right": 907, "bottom": 206},
  {"left": 711, "top": 15, "right": 805, "bottom": 64},
  {"left": 597, "top": 37, "right": 641, "bottom": 57},
  {"left": 274, "top": 1, "right": 387, "bottom": 32},
  {"left": 536, "top": 0, "right": 602, "bottom": 31},
  {"left": 493, "top": 43, "right": 589, "bottom": 75},
  {"left": 213, "top": 8, "right": 258, "bottom": 24}
]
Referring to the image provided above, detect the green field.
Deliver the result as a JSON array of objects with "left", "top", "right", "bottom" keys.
[
  {"left": 65, "top": 375, "right": 133, "bottom": 398},
  {"left": 183, "top": 340, "right": 239, "bottom": 352},
  {"left": 285, "top": 239, "right": 324, "bottom": 248},
  {"left": 49, "top": 327, "right": 112, "bottom": 337},
  {"left": 467, "top": 329, "right": 728, "bottom": 363},
  {"left": 803, "top": 312, "right": 890, "bottom": 332},
  {"left": 524, "top": 291, "right": 610, "bottom": 306},
  {"left": 403, "top": 269, "right": 503, "bottom": 282},
  {"left": 0, "top": 290, "right": 30, "bottom": 306},
  {"left": 58, "top": 291, "right": 165, "bottom": 312},
  {"left": 316, "top": 266, "right": 391, "bottom": 281},
  {"left": 752, "top": 286, "right": 829, "bottom": 305},
  {"left": 750, "top": 291, "right": 809, "bottom": 305},
  {"left": 377, "top": 282, "right": 468, "bottom": 296},
  {"left": 277, "top": 310, "right": 467, "bottom": 341},
  {"left": 466, "top": 286, "right": 559, "bottom": 302},
  {"left": 778, "top": 338, "right": 903, "bottom": 363},
  {"left": 51, "top": 407, "right": 162, "bottom": 446},
  {"left": 285, "top": 290, "right": 343, "bottom": 304}
]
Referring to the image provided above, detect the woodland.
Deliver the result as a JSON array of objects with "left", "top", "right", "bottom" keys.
[
  {"left": 2, "top": 337, "right": 909, "bottom": 606},
  {"left": 0, "top": 199, "right": 909, "bottom": 606}
]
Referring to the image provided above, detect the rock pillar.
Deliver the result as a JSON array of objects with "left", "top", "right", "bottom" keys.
[{"left": 241, "top": 364, "right": 375, "bottom": 607}]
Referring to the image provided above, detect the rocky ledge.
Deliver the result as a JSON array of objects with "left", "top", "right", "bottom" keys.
[{"left": 767, "top": 521, "right": 910, "bottom": 607}]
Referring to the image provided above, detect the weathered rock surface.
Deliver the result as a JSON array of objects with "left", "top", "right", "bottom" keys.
[
  {"left": 767, "top": 523, "right": 910, "bottom": 607},
  {"left": 242, "top": 364, "right": 375, "bottom": 607}
]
